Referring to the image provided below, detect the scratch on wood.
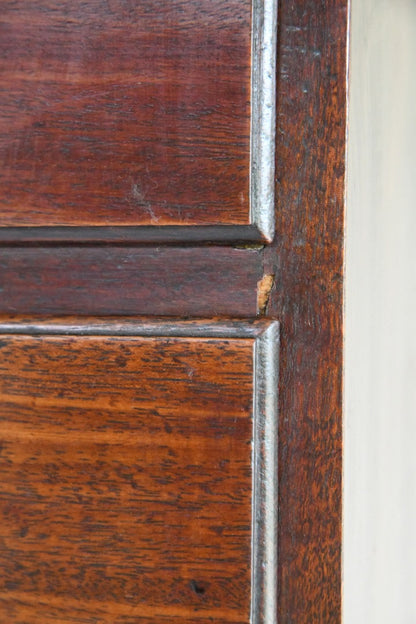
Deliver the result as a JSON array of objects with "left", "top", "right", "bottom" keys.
[
  {"left": 131, "top": 183, "right": 161, "bottom": 224},
  {"left": 257, "top": 274, "right": 275, "bottom": 315}
]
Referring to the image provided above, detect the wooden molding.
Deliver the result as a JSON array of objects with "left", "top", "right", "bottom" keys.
[{"left": 0, "top": 317, "right": 279, "bottom": 623}]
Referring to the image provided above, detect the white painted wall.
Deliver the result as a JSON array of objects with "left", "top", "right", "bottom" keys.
[{"left": 345, "top": 0, "right": 416, "bottom": 622}]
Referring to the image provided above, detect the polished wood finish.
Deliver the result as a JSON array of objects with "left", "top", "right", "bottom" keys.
[
  {"left": 265, "top": 1, "right": 348, "bottom": 620},
  {"left": 0, "top": 0, "right": 348, "bottom": 621},
  {"left": 0, "top": 245, "right": 262, "bottom": 317},
  {"left": 0, "top": 331, "right": 255, "bottom": 622},
  {"left": 0, "top": 0, "right": 251, "bottom": 228}
]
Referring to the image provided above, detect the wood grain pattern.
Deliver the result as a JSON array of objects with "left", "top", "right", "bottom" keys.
[
  {"left": 0, "top": 316, "right": 279, "bottom": 624},
  {"left": 0, "top": 0, "right": 251, "bottom": 228},
  {"left": 0, "top": 245, "right": 262, "bottom": 317},
  {"left": 265, "top": 0, "right": 348, "bottom": 621},
  {"left": 0, "top": 332, "right": 255, "bottom": 622},
  {"left": 0, "top": 0, "right": 349, "bottom": 620}
]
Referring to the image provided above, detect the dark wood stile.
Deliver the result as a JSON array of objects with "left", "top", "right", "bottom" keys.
[{"left": 267, "top": 1, "right": 348, "bottom": 620}]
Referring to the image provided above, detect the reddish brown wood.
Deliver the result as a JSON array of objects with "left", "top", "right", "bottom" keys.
[
  {"left": 265, "top": 0, "right": 348, "bottom": 621},
  {"left": 0, "top": 0, "right": 348, "bottom": 621},
  {"left": 0, "top": 0, "right": 251, "bottom": 227},
  {"left": 0, "top": 245, "right": 263, "bottom": 317},
  {"left": 0, "top": 333, "right": 255, "bottom": 623}
]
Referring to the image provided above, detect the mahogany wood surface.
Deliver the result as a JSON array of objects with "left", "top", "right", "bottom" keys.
[
  {"left": 0, "top": 333, "right": 254, "bottom": 623},
  {"left": 265, "top": 1, "right": 348, "bottom": 620},
  {"left": 0, "top": 245, "right": 263, "bottom": 317},
  {"left": 0, "top": 0, "right": 348, "bottom": 621},
  {"left": 0, "top": 0, "right": 251, "bottom": 227}
]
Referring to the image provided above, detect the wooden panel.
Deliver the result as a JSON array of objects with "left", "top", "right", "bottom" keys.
[
  {"left": 264, "top": 0, "right": 348, "bottom": 621},
  {"left": 0, "top": 320, "right": 278, "bottom": 623},
  {"left": 0, "top": 0, "right": 275, "bottom": 237},
  {"left": 0, "top": 245, "right": 264, "bottom": 317}
]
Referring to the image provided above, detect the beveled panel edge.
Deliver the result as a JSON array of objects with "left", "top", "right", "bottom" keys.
[
  {"left": 0, "top": 225, "right": 265, "bottom": 245},
  {"left": 250, "top": 0, "right": 278, "bottom": 243},
  {"left": 0, "top": 317, "right": 279, "bottom": 622},
  {"left": 0, "top": 316, "right": 272, "bottom": 339},
  {"left": 252, "top": 321, "right": 279, "bottom": 624}
]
